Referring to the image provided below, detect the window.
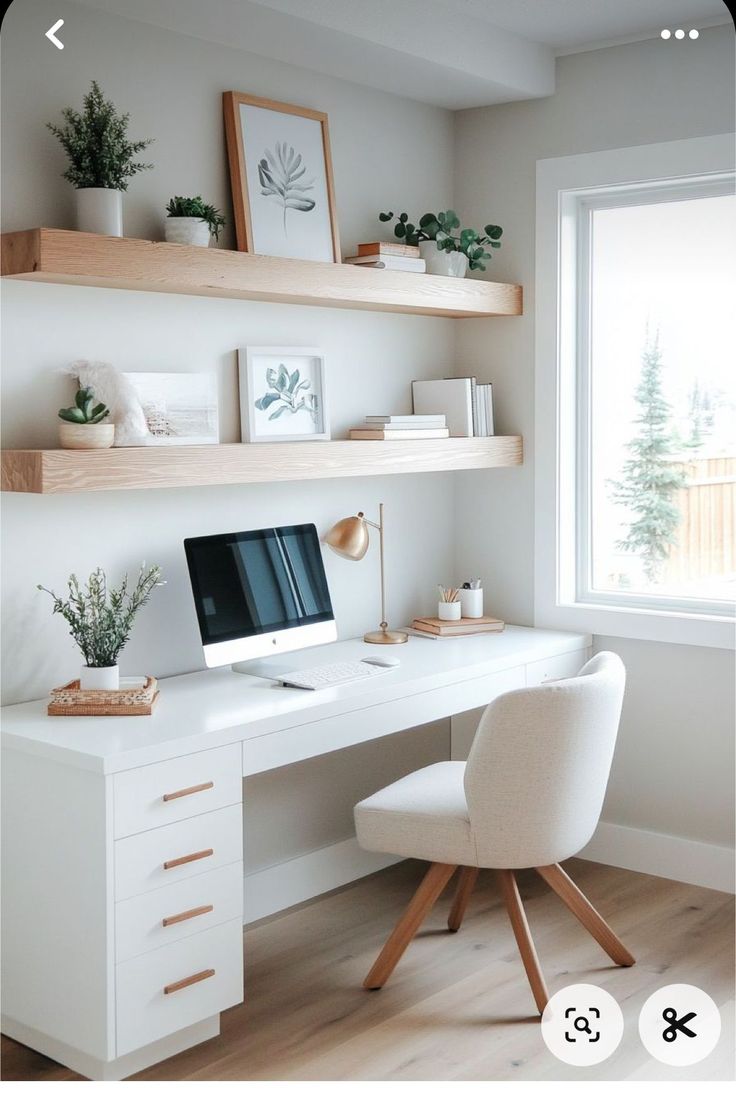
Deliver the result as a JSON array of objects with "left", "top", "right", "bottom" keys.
[{"left": 536, "top": 136, "right": 735, "bottom": 648}]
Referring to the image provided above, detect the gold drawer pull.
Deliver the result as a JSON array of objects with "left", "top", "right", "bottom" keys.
[
  {"left": 163, "top": 848, "right": 214, "bottom": 870},
  {"left": 164, "top": 968, "right": 215, "bottom": 995},
  {"left": 162, "top": 903, "right": 214, "bottom": 928},
  {"left": 162, "top": 781, "right": 214, "bottom": 803}
]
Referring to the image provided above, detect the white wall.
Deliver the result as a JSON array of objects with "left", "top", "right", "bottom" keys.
[
  {"left": 0, "top": 0, "right": 461, "bottom": 872},
  {"left": 453, "top": 27, "right": 735, "bottom": 857}
]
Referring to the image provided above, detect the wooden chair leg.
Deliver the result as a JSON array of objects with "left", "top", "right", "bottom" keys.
[
  {"left": 363, "top": 862, "right": 457, "bottom": 990},
  {"left": 537, "top": 862, "right": 635, "bottom": 967},
  {"left": 447, "top": 866, "right": 479, "bottom": 932},
  {"left": 497, "top": 870, "right": 549, "bottom": 1015}
]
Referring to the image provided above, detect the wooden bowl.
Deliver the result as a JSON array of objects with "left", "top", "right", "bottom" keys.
[{"left": 59, "top": 422, "right": 115, "bottom": 449}]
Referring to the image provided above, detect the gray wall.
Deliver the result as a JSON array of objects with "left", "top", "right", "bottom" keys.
[{"left": 453, "top": 26, "right": 735, "bottom": 848}]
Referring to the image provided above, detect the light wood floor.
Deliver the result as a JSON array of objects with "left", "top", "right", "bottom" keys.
[{"left": 2, "top": 859, "right": 733, "bottom": 1081}]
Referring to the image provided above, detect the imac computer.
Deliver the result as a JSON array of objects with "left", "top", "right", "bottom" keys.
[{"left": 184, "top": 523, "right": 337, "bottom": 672}]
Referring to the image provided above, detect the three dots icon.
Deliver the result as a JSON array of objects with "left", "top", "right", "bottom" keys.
[{"left": 661, "top": 28, "right": 699, "bottom": 39}]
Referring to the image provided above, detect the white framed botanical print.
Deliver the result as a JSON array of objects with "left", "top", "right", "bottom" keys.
[
  {"left": 238, "top": 347, "right": 330, "bottom": 443},
  {"left": 223, "top": 92, "right": 340, "bottom": 262}
]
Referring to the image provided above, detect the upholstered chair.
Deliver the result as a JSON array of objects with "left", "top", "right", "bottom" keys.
[{"left": 354, "top": 652, "right": 634, "bottom": 1013}]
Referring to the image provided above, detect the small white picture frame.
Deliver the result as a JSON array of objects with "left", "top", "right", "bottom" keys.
[
  {"left": 238, "top": 347, "right": 330, "bottom": 443},
  {"left": 123, "top": 372, "right": 219, "bottom": 445}
]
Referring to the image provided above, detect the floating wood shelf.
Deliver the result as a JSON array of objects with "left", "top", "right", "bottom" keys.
[
  {"left": 1, "top": 229, "right": 522, "bottom": 318},
  {"left": 1, "top": 438, "right": 523, "bottom": 494}
]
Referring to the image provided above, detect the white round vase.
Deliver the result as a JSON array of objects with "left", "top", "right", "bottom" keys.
[
  {"left": 165, "top": 218, "right": 211, "bottom": 246},
  {"left": 419, "top": 240, "right": 469, "bottom": 278},
  {"left": 76, "top": 188, "right": 123, "bottom": 236},
  {"left": 80, "top": 664, "right": 119, "bottom": 691}
]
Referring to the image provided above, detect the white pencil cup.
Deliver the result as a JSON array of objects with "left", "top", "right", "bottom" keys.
[
  {"left": 438, "top": 601, "right": 462, "bottom": 621},
  {"left": 459, "top": 587, "right": 483, "bottom": 618}
]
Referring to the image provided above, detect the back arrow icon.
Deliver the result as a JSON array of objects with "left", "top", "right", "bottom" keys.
[{"left": 45, "top": 19, "right": 65, "bottom": 49}]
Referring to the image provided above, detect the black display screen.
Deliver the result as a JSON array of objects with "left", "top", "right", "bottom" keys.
[{"left": 184, "top": 524, "right": 334, "bottom": 646}]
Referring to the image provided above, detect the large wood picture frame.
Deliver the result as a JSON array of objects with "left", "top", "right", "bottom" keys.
[{"left": 223, "top": 92, "right": 341, "bottom": 262}]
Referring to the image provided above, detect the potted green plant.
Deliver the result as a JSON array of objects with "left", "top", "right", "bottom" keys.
[
  {"left": 165, "top": 195, "right": 226, "bottom": 247},
  {"left": 47, "top": 80, "right": 153, "bottom": 237},
  {"left": 58, "top": 385, "right": 114, "bottom": 449},
  {"left": 39, "top": 565, "right": 163, "bottom": 690},
  {"left": 378, "top": 209, "right": 503, "bottom": 277}
]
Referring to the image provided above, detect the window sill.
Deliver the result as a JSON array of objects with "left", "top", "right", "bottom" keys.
[{"left": 534, "top": 599, "right": 735, "bottom": 650}]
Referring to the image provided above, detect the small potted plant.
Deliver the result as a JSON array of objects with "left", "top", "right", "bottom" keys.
[
  {"left": 378, "top": 209, "right": 503, "bottom": 277},
  {"left": 47, "top": 80, "right": 153, "bottom": 237},
  {"left": 165, "top": 195, "right": 226, "bottom": 246},
  {"left": 58, "top": 385, "right": 114, "bottom": 449},
  {"left": 39, "top": 565, "right": 163, "bottom": 690}
]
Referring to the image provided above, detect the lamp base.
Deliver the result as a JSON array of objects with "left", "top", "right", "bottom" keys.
[{"left": 364, "top": 629, "right": 408, "bottom": 645}]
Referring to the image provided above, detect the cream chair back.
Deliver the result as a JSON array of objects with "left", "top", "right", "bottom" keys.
[{"left": 464, "top": 652, "right": 625, "bottom": 869}]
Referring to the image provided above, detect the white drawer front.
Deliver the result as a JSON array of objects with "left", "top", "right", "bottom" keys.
[
  {"left": 116, "top": 861, "right": 243, "bottom": 964},
  {"left": 525, "top": 648, "right": 590, "bottom": 687},
  {"left": 115, "top": 804, "right": 243, "bottom": 901},
  {"left": 116, "top": 918, "right": 244, "bottom": 1056},
  {"left": 113, "top": 743, "right": 242, "bottom": 839}
]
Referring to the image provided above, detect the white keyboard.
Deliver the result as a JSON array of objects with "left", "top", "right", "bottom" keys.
[{"left": 276, "top": 660, "right": 396, "bottom": 690}]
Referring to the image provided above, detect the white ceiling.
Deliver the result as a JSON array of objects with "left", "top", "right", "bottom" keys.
[{"left": 77, "top": 0, "right": 732, "bottom": 109}]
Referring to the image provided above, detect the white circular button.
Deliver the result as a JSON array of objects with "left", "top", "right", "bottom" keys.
[
  {"left": 674, "top": 28, "right": 686, "bottom": 39},
  {"left": 541, "top": 983, "right": 624, "bottom": 1066},
  {"left": 639, "top": 984, "right": 721, "bottom": 1066},
  {"left": 689, "top": 28, "right": 699, "bottom": 39},
  {"left": 661, "top": 29, "right": 671, "bottom": 39}
]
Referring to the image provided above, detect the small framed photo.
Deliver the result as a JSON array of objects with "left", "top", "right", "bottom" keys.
[
  {"left": 123, "top": 372, "right": 219, "bottom": 445},
  {"left": 223, "top": 91, "right": 340, "bottom": 262},
  {"left": 238, "top": 347, "right": 330, "bottom": 443}
]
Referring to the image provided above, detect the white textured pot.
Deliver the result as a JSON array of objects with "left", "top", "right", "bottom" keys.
[
  {"left": 76, "top": 188, "right": 123, "bottom": 236},
  {"left": 419, "top": 240, "right": 468, "bottom": 278},
  {"left": 165, "top": 217, "right": 211, "bottom": 246},
  {"left": 438, "top": 600, "right": 462, "bottom": 621},
  {"left": 59, "top": 422, "right": 115, "bottom": 450},
  {"left": 80, "top": 664, "right": 119, "bottom": 691}
]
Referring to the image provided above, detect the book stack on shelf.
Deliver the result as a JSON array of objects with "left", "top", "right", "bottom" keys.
[
  {"left": 349, "top": 414, "right": 449, "bottom": 441},
  {"left": 404, "top": 616, "right": 505, "bottom": 640},
  {"left": 412, "top": 377, "right": 494, "bottom": 437},
  {"left": 344, "top": 241, "right": 426, "bottom": 273}
]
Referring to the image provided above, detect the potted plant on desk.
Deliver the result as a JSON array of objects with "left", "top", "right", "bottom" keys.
[
  {"left": 58, "top": 385, "right": 114, "bottom": 449},
  {"left": 164, "top": 195, "right": 226, "bottom": 246},
  {"left": 378, "top": 209, "right": 503, "bottom": 277},
  {"left": 38, "top": 565, "right": 163, "bottom": 691}
]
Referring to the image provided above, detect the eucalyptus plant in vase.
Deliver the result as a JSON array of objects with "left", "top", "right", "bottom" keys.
[
  {"left": 47, "top": 80, "right": 153, "bottom": 237},
  {"left": 39, "top": 565, "right": 163, "bottom": 690},
  {"left": 378, "top": 209, "right": 503, "bottom": 277}
]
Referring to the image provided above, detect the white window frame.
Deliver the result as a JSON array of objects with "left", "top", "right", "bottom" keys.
[{"left": 535, "top": 134, "right": 735, "bottom": 650}]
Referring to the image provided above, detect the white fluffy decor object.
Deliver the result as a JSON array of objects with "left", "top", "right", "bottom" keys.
[{"left": 66, "top": 360, "right": 150, "bottom": 446}]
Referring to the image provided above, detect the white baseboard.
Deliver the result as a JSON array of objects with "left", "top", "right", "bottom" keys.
[
  {"left": 244, "top": 837, "right": 399, "bottom": 923},
  {"left": 580, "top": 821, "right": 734, "bottom": 894}
]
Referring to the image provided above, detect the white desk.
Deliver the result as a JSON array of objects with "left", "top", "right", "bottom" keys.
[{"left": 1, "top": 626, "right": 590, "bottom": 1079}]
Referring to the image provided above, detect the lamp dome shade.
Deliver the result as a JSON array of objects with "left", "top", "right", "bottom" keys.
[{"left": 324, "top": 514, "right": 369, "bottom": 560}]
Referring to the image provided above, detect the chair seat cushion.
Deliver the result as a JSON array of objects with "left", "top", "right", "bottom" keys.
[{"left": 354, "top": 761, "right": 477, "bottom": 866}]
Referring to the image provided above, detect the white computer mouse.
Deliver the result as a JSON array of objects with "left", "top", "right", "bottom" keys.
[{"left": 362, "top": 655, "right": 400, "bottom": 668}]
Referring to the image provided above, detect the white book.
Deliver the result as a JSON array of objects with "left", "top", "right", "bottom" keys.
[
  {"left": 349, "top": 427, "right": 450, "bottom": 440},
  {"left": 361, "top": 419, "right": 446, "bottom": 430},
  {"left": 344, "top": 255, "right": 426, "bottom": 272},
  {"left": 482, "top": 383, "right": 495, "bottom": 435},
  {"left": 365, "top": 415, "right": 446, "bottom": 425},
  {"left": 413, "top": 378, "right": 474, "bottom": 437}
]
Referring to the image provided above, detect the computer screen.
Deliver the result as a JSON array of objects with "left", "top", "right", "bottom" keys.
[{"left": 184, "top": 523, "right": 337, "bottom": 667}]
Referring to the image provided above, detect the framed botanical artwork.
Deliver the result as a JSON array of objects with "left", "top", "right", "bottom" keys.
[
  {"left": 223, "top": 92, "right": 340, "bottom": 262},
  {"left": 238, "top": 347, "right": 330, "bottom": 443},
  {"left": 123, "top": 372, "right": 219, "bottom": 445}
]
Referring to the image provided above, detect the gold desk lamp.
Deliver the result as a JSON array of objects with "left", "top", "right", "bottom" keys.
[{"left": 324, "top": 502, "right": 408, "bottom": 645}]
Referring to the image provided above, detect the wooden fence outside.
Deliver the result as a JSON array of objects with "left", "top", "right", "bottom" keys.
[{"left": 664, "top": 456, "right": 736, "bottom": 582}]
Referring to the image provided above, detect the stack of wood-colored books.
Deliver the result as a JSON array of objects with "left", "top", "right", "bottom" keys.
[
  {"left": 349, "top": 414, "right": 449, "bottom": 441},
  {"left": 405, "top": 616, "right": 505, "bottom": 639},
  {"left": 344, "top": 241, "right": 426, "bottom": 273}
]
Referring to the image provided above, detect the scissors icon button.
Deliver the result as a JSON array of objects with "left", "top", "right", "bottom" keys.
[{"left": 662, "top": 1008, "right": 697, "bottom": 1042}]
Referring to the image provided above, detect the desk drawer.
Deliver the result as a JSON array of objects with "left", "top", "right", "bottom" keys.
[
  {"left": 116, "top": 917, "right": 244, "bottom": 1056},
  {"left": 115, "top": 804, "right": 242, "bottom": 901},
  {"left": 525, "top": 649, "right": 590, "bottom": 687},
  {"left": 116, "top": 861, "right": 243, "bottom": 963},
  {"left": 113, "top": 743, "right": 242, "bottom": 839}
]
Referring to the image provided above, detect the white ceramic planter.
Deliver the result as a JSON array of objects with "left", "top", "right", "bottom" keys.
[
  {"left": 419, "top": 240, "right": 468, "bottom": 278},
  {"left": 438, "top": 600, "right": 462, "bottom": 621},
  {"left": 59, "top": 422, "right": 115, "bottom": 450},
  {"left": 165, "top": 217, "right": 211, "bottom": 246},
  {"left": 80, "top": 664, "right": 119, "bottom": 691},
  {"left": 459, "top": 587, "right": 484, "bottom": 618},
  {"left": 76, "top": 188, "right": 123, "bottom": 236}
]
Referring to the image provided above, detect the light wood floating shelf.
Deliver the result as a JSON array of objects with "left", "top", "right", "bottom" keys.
[
  {"left": 1, "top": 438, "right": 523, "bottom": 494},
  {"left": 1, "top": 229, "right": 522, "bottom": 318}
]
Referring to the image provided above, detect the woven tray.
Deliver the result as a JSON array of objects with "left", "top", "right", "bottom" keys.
[{"left": 48, "top": 676, "right": 159, "bottom": 717}]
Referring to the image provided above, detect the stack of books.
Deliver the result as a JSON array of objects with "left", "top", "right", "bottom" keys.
[
  {"left": 349, "top": 414, "right": 449, "bottom": 441},
  {"left": 344, "top": 242, "right": 426, "bottom": 273},
  {"left": 412, "top": 377, "right": 494, "bottom": 437},
  {"left": 405, "top": 616, "right": 505, "bottom": 639}
]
